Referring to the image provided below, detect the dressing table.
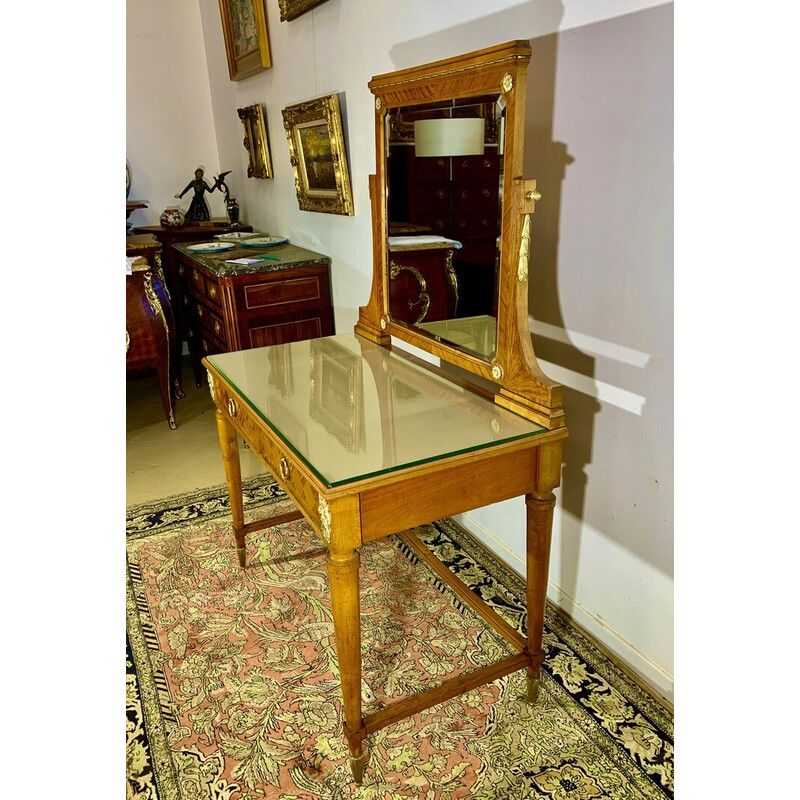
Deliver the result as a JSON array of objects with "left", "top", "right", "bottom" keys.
[{"left": 203, "top": 41, "right": 567, "bottom": 784}]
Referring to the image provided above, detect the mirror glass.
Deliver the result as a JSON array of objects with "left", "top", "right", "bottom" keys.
[{"left": 385, "top": 93, "right": 505, "bottom": 361}]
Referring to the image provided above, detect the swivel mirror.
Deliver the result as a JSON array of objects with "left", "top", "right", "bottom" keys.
[{"left": 356, "top": 40, "right": 565, "bottom": 430}]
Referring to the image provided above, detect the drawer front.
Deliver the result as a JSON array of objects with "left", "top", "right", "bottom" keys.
[
  {"left": 412, "top": 181, "right": 450, "bottom": 210},
  {"left": 212, "top": 379, "right": 322, "bottom": 533},
  {"left": 195, "top": 302, "right": 227, "bottom": 346},
  {"left": 452, "top": 210, "right": 497, "bottom": 239},
  {"left": 204, "top": 277, "right": 221, "bottom": 307},
  {"left": 243, "top": 275, "right": 322, "bottom": 310},
  {"left": 410, "top": 210, "right": 449, "bottom": 235},
  {"left": 451, "top": 181, "right": 498, "bottom": 210},
  {"left": 452, "top": 154, "right": 500, "bottom": 180},
  {"left": 190, "top": 268, "right": 206, "bottom": 297},
  {"left": 411, "top": 156, "right": 449, "bottom": 180}
]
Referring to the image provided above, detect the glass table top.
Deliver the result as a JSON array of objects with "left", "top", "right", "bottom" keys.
[{"left": 206, "top": 333, "right": 546, "bottom": 488}]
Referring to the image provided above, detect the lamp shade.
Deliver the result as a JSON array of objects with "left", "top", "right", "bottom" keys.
[{"left": 414, "top": 118, "right": 485, "bottom": 158}]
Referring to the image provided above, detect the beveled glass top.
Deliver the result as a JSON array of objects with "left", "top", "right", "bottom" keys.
[{"left": 206, "top": 333, "right": 546, "bottom": 488}]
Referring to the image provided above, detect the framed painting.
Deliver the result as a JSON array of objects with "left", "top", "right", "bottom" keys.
[
  {"left": 281, "top": 93, "right": 354, "bottom": 216},
  {"left": 218, "top": 0, "right": 271, "bottom": 81},
  {"left": 278, "top": 0, "right": 331, "bottom": 22},
  {"left": 237, "top": 104, "right": 273, "bottom": 178}
]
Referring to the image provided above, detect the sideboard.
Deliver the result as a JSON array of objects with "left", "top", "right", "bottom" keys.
[{"left": 173, "top": 241, "right": 335, "bottom": 387}]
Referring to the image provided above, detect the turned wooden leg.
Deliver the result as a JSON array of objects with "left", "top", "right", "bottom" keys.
[
  {"left": 327, "top": 546, "right": 364, "bottom": 781},
  {"left": 525, "top": 441, "right": 563, "bottom": 703},
  {"left": 214, "top": 408, "right": 246, "bottom": 567},
  {"left": 324, "top": 498, "right": 366, "bottom": 782}
]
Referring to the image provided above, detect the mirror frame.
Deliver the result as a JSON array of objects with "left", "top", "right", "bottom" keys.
[{"left": 355, "top": 41, "right": 564, "bottom": 430}]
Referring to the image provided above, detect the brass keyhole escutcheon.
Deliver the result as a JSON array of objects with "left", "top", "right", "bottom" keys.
[
  {"left": 279, "top": 457, "right": 290, "bottom": 481},
  {"left": 228, "top": 398, "right": 236, "bottom": 417}
]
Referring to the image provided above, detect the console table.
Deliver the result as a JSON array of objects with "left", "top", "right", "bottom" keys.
[
  {"left": 174, "top": 241, "right": 334, "bottom": 387},
  {"left": 204, "top": 41, "right": 566, "bottom": 784},
  {"left": 204, "top": 333, "right": 565, "bottom": 783}
]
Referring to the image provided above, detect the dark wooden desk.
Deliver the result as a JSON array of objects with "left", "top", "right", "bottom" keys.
[{"left": 173, "top": 241, "right": 335, "bottom": 387}]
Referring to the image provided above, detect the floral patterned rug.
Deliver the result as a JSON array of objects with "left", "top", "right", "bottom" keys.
[{"left": 127, "top": 475, "right": 673, "bottom": 800}]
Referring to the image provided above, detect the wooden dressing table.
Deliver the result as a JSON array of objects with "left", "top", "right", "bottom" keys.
[{"left": 203, "top": 41, "right": 567, "bottom": 784}]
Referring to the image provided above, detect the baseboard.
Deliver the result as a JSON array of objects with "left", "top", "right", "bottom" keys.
[{"left": 454, "top": 511, "right": 674, "bottom": 707}]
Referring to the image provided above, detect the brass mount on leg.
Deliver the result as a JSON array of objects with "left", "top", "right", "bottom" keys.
[
  {"left": 527, "top": 675, "right": 540, "bottom": 704},
  {"left": 236, "top": 546, "right": 247, "bottom": 568}
]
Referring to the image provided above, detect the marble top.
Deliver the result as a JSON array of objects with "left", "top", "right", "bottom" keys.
[{"left": 173, "top": 241, "right": 331, "bottom": 277}]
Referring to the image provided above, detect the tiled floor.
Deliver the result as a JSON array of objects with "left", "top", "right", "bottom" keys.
[{"left": 126, "top": 355, "right": 266, "bottom": 506}]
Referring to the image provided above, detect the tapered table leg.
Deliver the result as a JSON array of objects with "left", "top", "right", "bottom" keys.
[
  {"left": 324, "top": 495, "right": 366, "bottom": 783},
  {"left": 214, "top": 408, "right": 246, "bottom": 567},
  {"left": 525, "top": 441, "right": 562, "bottom": 703}
]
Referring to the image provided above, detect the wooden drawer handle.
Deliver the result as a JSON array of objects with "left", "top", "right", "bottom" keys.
[
  {"left": 279, "top": 457, "right": 290, "bottom": 481},
  {"left": 228, "top": 398, "right": 236, "bottom": 417}
]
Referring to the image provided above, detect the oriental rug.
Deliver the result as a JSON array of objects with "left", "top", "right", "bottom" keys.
[{"left": 126, "top": 475, "right": 673, "bottom": 800}]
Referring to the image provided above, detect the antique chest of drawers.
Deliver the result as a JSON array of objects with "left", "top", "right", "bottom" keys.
[{"left": 173, "top": 241, "right": 335, "bottom": 387}]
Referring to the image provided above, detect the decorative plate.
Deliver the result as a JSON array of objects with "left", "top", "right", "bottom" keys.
[
  {"left": 187, "top": 242, "right": 236, "bottom": 252},
  {"left": 241, "top": 236, "right": 289, "bottom": 247},
  {"left": 214, "top": 232, "right": 264, "bottom": 242}
]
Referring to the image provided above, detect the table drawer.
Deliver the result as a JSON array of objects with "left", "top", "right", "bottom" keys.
[{"left": 213, "top": 380, "right": 322, "bottom": 535}]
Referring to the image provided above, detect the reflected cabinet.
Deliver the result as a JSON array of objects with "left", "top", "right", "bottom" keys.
[{"left": 204, "top": 41, "right": 567, "bottom": 784}]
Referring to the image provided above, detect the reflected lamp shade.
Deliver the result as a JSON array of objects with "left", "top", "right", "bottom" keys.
[{"left": 414, "top": 118, "right": 485, "bottom": 157}]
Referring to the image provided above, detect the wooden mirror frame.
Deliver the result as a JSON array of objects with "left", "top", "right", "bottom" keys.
[{"left": 355, "top": 41, "right": 564, "bottom": 430}]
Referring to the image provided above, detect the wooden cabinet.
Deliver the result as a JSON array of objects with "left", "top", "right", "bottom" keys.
[
  {"left": 132, "top": 224, "right": 253, "bottom": 349},
  {"left": 173, "top": 242, "right": 335, "bottom": 387}
]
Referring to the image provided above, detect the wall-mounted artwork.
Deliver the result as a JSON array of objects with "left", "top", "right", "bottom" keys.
[
  {"left": 281, "top": 94, "right": 354, "bottom": 216},
  {"left": 237, "top": 104, "right": 273, "bottom": 179},
  {"left": 278, "top": 0, "right": 331, "bottom": 22},
  {"left": 218, "top": 0, "right": 271, "bottom": 81}
]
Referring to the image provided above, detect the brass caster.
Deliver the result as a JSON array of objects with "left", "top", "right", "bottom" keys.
[
  {"left": 236, "top": 546, "right": 247, "bottom": 569},
  {"left": 349, "top": 752, "right": 365, "bottom": 784},
  {"left": 527, "top": 675, "right": 540, "bottom": 704}
]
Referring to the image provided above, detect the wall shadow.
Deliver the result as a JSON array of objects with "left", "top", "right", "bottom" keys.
[{"left": 389, "top": 2, "right": 674, "bottom": 593}]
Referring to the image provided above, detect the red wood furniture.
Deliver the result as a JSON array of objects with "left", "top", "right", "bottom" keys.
[
  {"left": 173, "top": 241, "right": 335, "bottom": 387},
  {"left": 126, "top": 246, "right": 178, "bottom": 429}
]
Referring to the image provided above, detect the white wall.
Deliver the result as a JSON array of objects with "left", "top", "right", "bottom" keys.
[
  {"left": 126, "top": 0, "right": 228, "bottom": 227},
  {"left": 128, "top": 0, "right": 673, "bottom": 702}
]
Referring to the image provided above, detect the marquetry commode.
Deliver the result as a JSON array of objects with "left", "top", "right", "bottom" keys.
[{"left": 204, "top": 41, "right": 567, "bottom": 784}]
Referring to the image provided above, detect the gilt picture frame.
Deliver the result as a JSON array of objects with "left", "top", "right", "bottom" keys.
[
  {"left": 218, "top": 0, "right": 271, "bottom": 81},
  {"left": 237, "top": 104, "right": 273, "bottom": 179},
  {"left": 278, "top": 0, "right": 331, "bottom": 22},
  {"left": 281, "top": 93, "right": 354, "bottom": 216}
]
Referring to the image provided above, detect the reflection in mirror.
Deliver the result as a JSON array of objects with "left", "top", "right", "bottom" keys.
[{"left": 386, "top": 94, "right": 505, "bottom": 362}]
